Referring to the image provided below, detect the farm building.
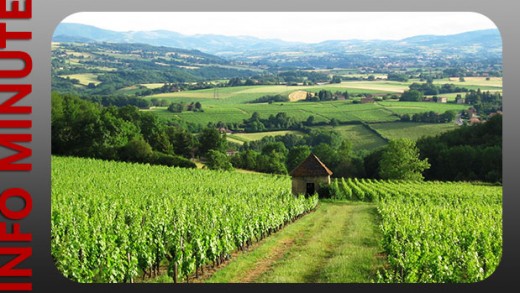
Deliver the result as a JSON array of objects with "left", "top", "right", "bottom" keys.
[
  {"left": 436, "top": 97, "right": 447, "bottom": 103},
  {"left": 360, "top": 97, "right": 375, "bottom": 103},
  {"left": 289, "top": 153, "right": 333, "bottom": 196}
]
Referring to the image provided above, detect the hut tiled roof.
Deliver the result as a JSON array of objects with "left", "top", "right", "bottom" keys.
[{"left": 289, "top": 153, "right": 333, "bottom": 177}]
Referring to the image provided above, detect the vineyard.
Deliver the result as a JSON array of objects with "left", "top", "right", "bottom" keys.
[
  {"left": 327, "top": 177, "right": 502, "bottom": 283},
  {"left": 51, "top": 156, "right": 502, "bottom": 283},
  {"left": 51, "top": 156, "right": 317, "bottom": 283}
]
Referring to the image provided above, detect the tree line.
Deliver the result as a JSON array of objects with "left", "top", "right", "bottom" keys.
[
  {"left": 52, "top": 91, "right": 501, "bottom": 184},
  {"left": 51, "top": 92, "right": 231, "bottom": 168},
  {"left": 399, "top": 110, "right": 456, "bottom": 123},
  {"left": 363, "top": 114, "right": 502, "bottom": 183}
]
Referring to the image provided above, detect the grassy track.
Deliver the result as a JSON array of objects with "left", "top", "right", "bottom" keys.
[{"left": 203, "top": 201, "right": 384, "bottom": 283}]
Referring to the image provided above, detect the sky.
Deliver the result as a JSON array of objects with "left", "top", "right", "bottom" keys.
[{"left": 61, "top": 12, "right": 498, "bottom": 43}]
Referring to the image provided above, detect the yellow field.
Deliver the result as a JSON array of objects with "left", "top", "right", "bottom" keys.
[
  {"left": 335, "top": 81, "right": 407, "bottom": 93},
  {"left": 59, "top": 73, "right": 101, "bottom": 86},
  {"left": 228, "top": 130, "right": 303, "bottom": 143},
  {"left": 288, "top": 90, "right": 308, "bottom": 101},
  {"left": 442, "top": 77, "right": 502, "bottom": 87},
  {"left": 141, "top": 83, "right": 171, "bottom": 89}
]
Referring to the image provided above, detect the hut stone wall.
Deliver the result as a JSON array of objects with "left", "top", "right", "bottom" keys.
[{"left": 292, "top": 175, "right": 331, "bottom": 195}]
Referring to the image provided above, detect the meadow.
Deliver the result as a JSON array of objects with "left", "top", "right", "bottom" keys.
[
  {"left": 369, "top": 122, "right": 460, "bottom": 141},
  {"left": 139, "top": 78, "right": 495, "bottom": 152},
  {"left": 227, "top": 130, "right": 303, "bottom": 144},
  {"left": 148, "top": 99, "right": 469, "bottom": 126}
]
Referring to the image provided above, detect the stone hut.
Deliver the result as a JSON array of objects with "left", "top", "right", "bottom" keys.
[{"left": 289, "top": 153, "right": 333, "bottom": 196}]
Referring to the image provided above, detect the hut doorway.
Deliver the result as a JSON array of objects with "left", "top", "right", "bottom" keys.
[
  {"left": 290, "top": 153, "right": 333, "bottom": 196},
  {"left": 306, "top": 182, "right": 315, "bottom": 195}
]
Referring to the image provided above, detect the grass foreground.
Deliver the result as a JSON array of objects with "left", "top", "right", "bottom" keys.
[{"left": 149, "top": 201, "right": 385, "bottom": 283}]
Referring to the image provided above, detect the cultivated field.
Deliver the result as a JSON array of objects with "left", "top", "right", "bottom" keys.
[
  {"left": 52, "top": 156, "right": 317, "bottom": 283},
  {"left": 51, "top": 156, "right": 502, "bottom": 283},
  {"left": 59, "top": 73, "right": 101, "bottom": 86},
  {"left": 312, "top": 124, "right": 388, "bottom": 152},
  {"left": 369, "top": 122, "right": 460, "bottom": 141},
  {"left": 228, "top": 130, "right": 303, "bottom": 144},
  {"left": 145, "top": 84, "right": 389, "bottom": 105},
  {"left": 150, "top": 99, "right": 468, "bottom": 130},
  {"left": 141, "top": 80, "right": 486, "bottom": 152},
  {"left": 327, "top": 178, "right": 502, "bottom": 282}
]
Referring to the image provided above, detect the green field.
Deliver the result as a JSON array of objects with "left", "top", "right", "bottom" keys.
[
  {"left": 149, "top": 99, "right": 467, "bottom": 130},
  {"left": 138, "top": 79, "right": 498, "bottom": 137},
  {"left": 312, "top": 124, "right": 387, "bottom": 152},
  {"left": 227, "top": 126, "right": 387, "bottom": 152},
  {"left": 146, "top": 83, "right": 390, "bottom": 105},
  {"left": 369, "top": 122, "right": 460, "bottom": 141},
  {"left": 143, "top": 86, "right": 469, "bottom": 152},
  {"left": 378, "top": 101, "right": 469, "bottom": 115},
  {"left": 228, "top": 130, "right": 303, "bottom": 143},
  {"left": 95, "top": 76, "right": 498, "bottom": 156},
  {"left": 433, "top": 76, "right": 502, "bottom": 88},
  {"left": 149, "top": 101, "right": 401, "bottom": 126}
]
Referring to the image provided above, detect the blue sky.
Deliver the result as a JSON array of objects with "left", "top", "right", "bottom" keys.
[{"left": 62, "top": 12, "right": 498, "bottom": 43}]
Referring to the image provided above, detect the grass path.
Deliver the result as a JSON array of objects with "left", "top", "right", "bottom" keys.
[{"left": 202, "top": 201, "right": 385, "bottom": 283}]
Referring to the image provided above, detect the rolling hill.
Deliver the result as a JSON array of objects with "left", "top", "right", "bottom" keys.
[{"left": 53, "top": 23, "right": 502, "bottom": 68}]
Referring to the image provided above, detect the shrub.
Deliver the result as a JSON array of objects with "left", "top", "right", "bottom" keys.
[{"left": 151, "top": 151, "right": 197, "bottom": 168}]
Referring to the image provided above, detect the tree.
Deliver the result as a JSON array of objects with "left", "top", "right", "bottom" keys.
[
  {"left": 400, "top": 114, "right": 411, "bottom": 122},
  {"left": 286, "top": 145, "right": 311, "bottom": 172},
  {"left": 400, "top": 90, "right": 424, "bottom": 102},
  {"left": 167, "top": 127, "right": 196, "bottom": 158},
  {"left": 318, "top": 90, "right": 333, "bottom": 101},
  {"left": 198, "top": 127, "right": 227, "bottom": 156},
  {"left": 387, "top": 72, "right": 409, "bottom": 82},
  {"left": 205, "top": 150, "right": 234, "bottom": 171},
  {"left": 94, "top": 107, "right": 140, "bottom": 160},
  {"left": 120, "top": 138, "right": 154, "bottom": 162},
  {"left": 168, "top": 102, "right": 184, "bottom": 113},
  {"left": 331, "top": 75, "right": 342, "bottom": 83},
  {"left": 379, "top": 138, "right": 430, "bottom": 180},
  {"left": 305, "top": 115, "right": 315, "bottom": 126},
  {"left": 244, "top": 78, "right": 256, "bottom": 86},
  {"left": 312, "top": 143, "right": 339, "bottom": 169},
  {"left": 329, "top": 118, "right": 340, "bottom": 127},
  {"left": 227, "top": 77, "right": 243, "bottom": 87},
  {"left": 261, "top": 142, "right": 288, "bottom": 157},
  {"left": 231, "top": 149, "right": 259, "bottom": 170},
  {"left": 256, "top": 153, "right": 287, "bottom": 174},
  {"left": 139, "top": 113, "right": 173, "bottom": 155}
]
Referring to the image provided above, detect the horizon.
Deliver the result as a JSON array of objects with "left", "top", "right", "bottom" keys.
[
  {"left": 58, "top": 21, "right": 498, "bottom": 45},
  {"left": 60, "top": 12, "right": 498, "bottom": 43}
]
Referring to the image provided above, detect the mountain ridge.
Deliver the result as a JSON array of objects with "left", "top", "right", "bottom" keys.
[{"left": 53, "top": 23, "right": 501, "bottom": 56}]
